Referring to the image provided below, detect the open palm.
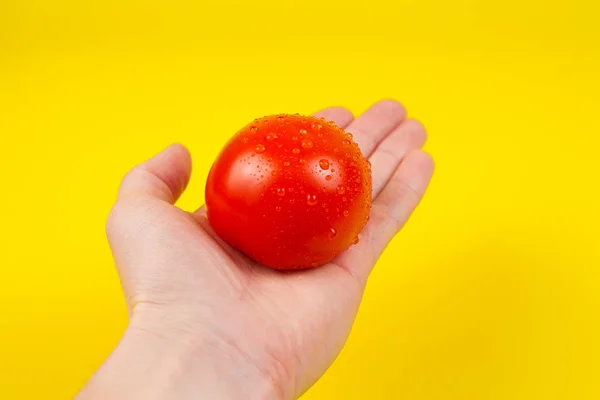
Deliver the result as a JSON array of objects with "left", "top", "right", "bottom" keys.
[{"left": 102, "top": 101, "right": 433, "bottom": 400}]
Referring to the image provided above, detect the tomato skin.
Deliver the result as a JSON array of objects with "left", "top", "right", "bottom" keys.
[{"left": 205, "top": 114, "right": 372, "bottom": 270}]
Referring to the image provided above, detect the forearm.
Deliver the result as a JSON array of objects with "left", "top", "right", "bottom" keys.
[{"left": 76, "top": 317, "right": 282, "bottom": 400}]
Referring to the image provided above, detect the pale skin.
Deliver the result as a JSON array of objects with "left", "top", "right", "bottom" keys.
[{"left": 76, "top": 100, "right": 434, "bottom": 400}]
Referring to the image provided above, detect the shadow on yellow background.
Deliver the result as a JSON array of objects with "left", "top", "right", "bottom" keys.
[{"left": 1, "top": 1, "right": 598, "bottom": 399}]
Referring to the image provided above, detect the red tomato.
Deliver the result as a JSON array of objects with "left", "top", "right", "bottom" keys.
[{"left": 205, "top": 114, "right": 372, "bottom": 270}]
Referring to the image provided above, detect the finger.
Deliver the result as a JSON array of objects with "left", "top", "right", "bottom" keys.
[
  {"left": 369, "top": 119, "right": 427, "bottom": 198},
  {"left": 333, "top": 150, "right": 433, "bottom": 283},
  {"left": 117, "top": 144, "right": 192, "bottom": 204},
  {"left": 345, "top": 99, "right": 407, "bottom": 157},
  {"left": 313, "top": 106, "right": 354, "bottom": 128},
  {"left": 366, "top": 150, "right": 434, "bottom": 259}
]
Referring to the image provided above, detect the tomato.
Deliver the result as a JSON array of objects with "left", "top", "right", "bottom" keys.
[{"left": 205, "top": 114, "right": 372, "bottom": 270}]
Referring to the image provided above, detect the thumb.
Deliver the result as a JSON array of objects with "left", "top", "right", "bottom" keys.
[
  {"left": 117, "top": 144, "right": 192, "bottom": 204},
  {"left": 106, "top": 144, "right": 193, "bottom": 312}
]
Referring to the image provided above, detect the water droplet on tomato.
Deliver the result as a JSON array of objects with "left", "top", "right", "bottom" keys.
[
  {"left": 277, "top": 188, "right": 286, "bottom": 197},
  {"left": 319, "top": 159, "right": 330, "bottom": 170},
  {"left": 333, "top": 147, "right": 339, "bottom": 153},
  {"left": 255, "top": 144, "right": 265, "bottom": 153},
  {"left": 289, "top": 199, "right": 295, "bottom": 204},
  {"left": 292, "top": 136, "right": 298, "bottom": 141},
  {"left": 266, "top": 133, "right": 278, "bottom": 141},
  {"left": 343, "top": 210, "right": 350, "bottom": 217},
  {"left": 306, "top": 194, "right": 318, "bottom": 206},
  {"left": 275, "top": 206, "right": 282, "bottom": 212},
  {"left": 331, "top": 169, "right": 335, "bottom": 173},
  {"left": 299, "top": 129, "right": 308, "bottom": 135},
  {"left": 299, "top": 158, "right": 306, "bottom": 165},
  {"left": 343, "top": 139, "right": 351, "bottom": 145},
  {"left": 325, "top": 175, "right": 332, "bottom": 181},
  {"left": 292, "top": 148, "right": 300, "bottom": 154},
  {"left": 366, "top": 160, "right": 372, "bottom": 168},
  {"left": 336, "top": 185, "right": 346, "bottom": 195},
  {"left": 346, "top": 132, "right": 353, "bottom": 139},
  {"left": 242, "top": 137, "right": 249, "bottom": 143},
  {"left": 301, "top": 139, "right": 313, "bottom": 149},
  {"left": 277, "top": 115, "right": 286, "bottom": 122},
  {"left": 283, "top": 161, "right": 290, "bottom": 167},
  {"left": 352, "top": 236, "right": 359, "bottom": 244},
  {"left": 342, "top": 196, "right": 347, "bottom": 202},
  {"left": 329, "top": 228, "right": 337, "bottom": 238},
  {"left": 250, "top": 126, "right": 257, "bottom": 133}
]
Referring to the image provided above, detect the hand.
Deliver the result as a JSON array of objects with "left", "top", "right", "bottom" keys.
[{"left": 77, "top": 100, "right": 434, "bottom": 400}]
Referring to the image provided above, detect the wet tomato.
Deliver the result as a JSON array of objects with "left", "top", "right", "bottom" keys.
[{"left": 205, "top": 114, "right": 372, "bottom": 270}]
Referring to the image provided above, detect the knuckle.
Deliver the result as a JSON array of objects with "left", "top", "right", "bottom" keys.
[
  {"left": 370, "top": 204, "right": 404, "bottom": 235},
  {"left": 376, "top": 145, "right": 402, "bottom": 164},
  {"left": 106, "top": 201, "right": 129, "bottom": 237},
  {"left": 105, "top": 198, "right": 160, "bottom": 239},
  {"left": 118, "top": 165, "right": 144, "bottom": 192},
  {"left": 393, "top": 178, "right": 423, "bottom": 203}
]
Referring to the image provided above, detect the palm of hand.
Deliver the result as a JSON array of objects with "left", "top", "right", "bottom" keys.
[{"left": 107, "top": 101, "right": 433, "bottom": 399}]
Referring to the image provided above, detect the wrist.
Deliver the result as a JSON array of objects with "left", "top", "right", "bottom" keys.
[{"left": 78, "top": 307, "right": 285, "bottom": 400}]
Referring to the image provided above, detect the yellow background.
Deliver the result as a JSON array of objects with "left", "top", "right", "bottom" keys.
[{"left": 1, "top": 0, "right": 599, "bottom": 399}]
